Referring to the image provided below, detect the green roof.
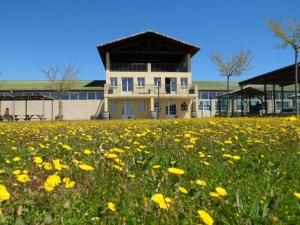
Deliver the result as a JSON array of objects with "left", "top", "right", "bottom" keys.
[
  {"left": 0, "top": 80, "right": 105, "bottom": 91},
  {"left": 192, "top": 80, "right": 240, "bottom": 91}
]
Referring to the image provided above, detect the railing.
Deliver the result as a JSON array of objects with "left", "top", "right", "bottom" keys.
[
  {"left": 110, "top": 63, "right": 147, "bottom": 72},
  {"left": 104, "top": 84, "right": 198, "bottom": 96}
]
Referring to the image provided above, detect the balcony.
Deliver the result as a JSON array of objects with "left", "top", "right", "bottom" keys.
[{"left": 104, "top": 84, "right": 198, "bottom": 98}]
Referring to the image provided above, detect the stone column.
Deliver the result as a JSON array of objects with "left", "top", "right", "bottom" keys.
[
  {"left": 103, "top": 97, "right": 109, "bottom": 119},
  {"left": 191, "top": 98, "right": 198, "bottom": 118},
  {"left": 150, "top": 97, "right": 156, "bottom": 118}
]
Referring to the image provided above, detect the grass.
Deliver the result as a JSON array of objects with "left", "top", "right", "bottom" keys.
[{"left": 0, "top": 117, "right": 299, "bottom": 224}]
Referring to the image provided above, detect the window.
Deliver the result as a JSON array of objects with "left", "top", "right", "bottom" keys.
[
  {"left": 61, "top": 93, "right": 70, "bottom": 100},
  {"left": 96, "top": 91, "right": 104, "bottom": 99},
  {"left": 79, "top": 92, "right": 87, "bottom": 100},
  {"left": 122, "top": 77, "right": 134, "bottom": 92},
  {"left": 138, "top": 101, "right": 145, "bottom": 111},
  {"left": 88, "top": 92, "right": 96, "bottom": 100},
  {"left": 200, "top": 92, "right": 209, "bottom": 99},
  {"left": 154, "top": 102, "right": 161, "bottom": 111},
  {"left": 209, "top": 92, "right": 217, "bottom": 99},
  {"left": 70, "top": 92, "right": 79, "bottom": 100},
  {"left": 181, "top": 102, "right": 188, "bottom": 111},
  {"left": 137, "top": 77, "right": 145, "bottom": 87},
  {"left": 199, "top": 101, "right": 211, "bottom": 110},
  {"left": 110, "top": 77, "right": 118, "bottom": 87},
  {"left": 154, "top": 77, "right": 161, "bottom": 87},
  {"left": 33, "top": 92, "right": 41, "bottom": 96},
  {"left": 51, "top": 92, "right": 58, "bottom": 99},
  {"left": 110, "top": 102, "right": 118, "bottom": 112},
  {"left": 181, "top": 78, "right": 188, "bottom": 87}
]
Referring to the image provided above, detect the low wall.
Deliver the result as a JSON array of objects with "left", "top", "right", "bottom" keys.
[{"left": 0, "top": 100, "right": 104, "bottom": 120}]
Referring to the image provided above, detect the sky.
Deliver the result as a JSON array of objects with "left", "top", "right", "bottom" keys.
[{"left": 0, "top": 0, "right": 299, "bottom": 81}]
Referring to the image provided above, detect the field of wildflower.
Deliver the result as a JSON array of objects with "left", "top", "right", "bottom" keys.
[{"left": 0, "top": 117, "right": 299, "bottom": 224}]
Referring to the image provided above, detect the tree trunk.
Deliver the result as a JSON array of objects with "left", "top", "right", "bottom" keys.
[
  {"left": 295, "top": 49, "right": 299, "bottom": 116},
  {"left": 58, "top": 93, "right": 63, "bottom": 120},
  {"left": 227, "top": 76, "right": 230, "bottom": 116}
]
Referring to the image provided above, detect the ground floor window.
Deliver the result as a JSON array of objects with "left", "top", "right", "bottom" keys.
[
  {"left": 110, "top": 102, "right": 118, "bottom": 112},
  {"left": 122, "top": 102, "right": 134, "bottom": 117},
  {"left": 138, "top": 101, "right": 145, "bottom": 112},
  {"left": 166, "top": 102, "right": 176, "bottom": 116}
]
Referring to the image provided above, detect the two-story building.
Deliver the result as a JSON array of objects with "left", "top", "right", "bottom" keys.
[{"left": 97, "top": 30, "right": 200, "bottom": 119}]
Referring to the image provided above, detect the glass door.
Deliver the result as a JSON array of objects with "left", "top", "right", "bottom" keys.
[
  {"left": 166, "top": 101, "right": 176, "bottom": 118},
  {"left": 170, "top": 78, "right": 177, "bottom": 93},
  {"left": 122, "top": 102, "right": 134, "bottom": 118},
  {"left": 122, "top": 77, "right": 133, "bottom": 93}
]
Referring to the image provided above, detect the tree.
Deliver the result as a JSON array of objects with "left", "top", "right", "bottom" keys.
[
  {"left": 40, "top": 64, "right": 79, "bottom": 120},
  {"left": 211, "top": 50, "right": 252, "bottom": 115},
  {"left": 267, "top": 19, "right": 300, "bottom": 115}
]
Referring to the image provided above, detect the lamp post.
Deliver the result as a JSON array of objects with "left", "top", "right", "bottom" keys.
[
  {"left": 157, "top": 80, "right": 160, "bottom": 119},
  {"left": 294, "top": 48, "right": 299, "bottom": 115}
]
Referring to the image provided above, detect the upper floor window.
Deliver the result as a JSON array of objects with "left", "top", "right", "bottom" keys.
[
  {"left": 154, "top": 77, "right": 161, "bottom": 87},
  {"left": 181, "top": 78, "right": 188, "bottom": 87},
  {"left": 110, "top": 77, "right": 118, "bottom": 87},
  {"left": 137, "top": 77, "right": 145, "bottom": 87},
  {"left": 122, "top": 77, "right": 133, "bottom": 92}
]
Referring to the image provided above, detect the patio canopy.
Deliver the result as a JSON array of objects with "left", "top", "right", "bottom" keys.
[
  {"left": 218, "top": 87, "right": 265, "bottom": 99},
  {"left": 239, "top": 63, "right": 300, "bottom": 87}
]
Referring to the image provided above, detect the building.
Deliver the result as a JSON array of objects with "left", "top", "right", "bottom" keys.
[
  {"left": 0, "top": 31, "right": 297, "bottom": 120},
  {"left": 97, "top": 30, "right": 200, "bottom": 119}
]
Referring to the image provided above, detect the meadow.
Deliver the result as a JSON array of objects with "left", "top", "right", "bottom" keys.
[{"left": 0, "top": 117, "right": 299, "bottom": 225}]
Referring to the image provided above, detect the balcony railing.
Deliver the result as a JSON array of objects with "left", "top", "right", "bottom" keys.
[{"left": 104, "top": 84, "right": 198, "bottom": 96}]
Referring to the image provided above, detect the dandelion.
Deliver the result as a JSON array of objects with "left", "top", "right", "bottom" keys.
[
  {"left": 16, "top": 174, "right": 31, "bottom": 183},
  {"left": 215, "top": 187, "right": 227, "bottom": 197},
  {"left": 33, "top": 156, "right": 43, "bottom": 164},
  {"left": 232, "top": 156, "right": 241, "bottom": 160},
  {"left": 79, "top": 164, "right": 94, "bottom": 171},
  {"left": 196, "top": 179, "right": 207, "bottom": 186},
  {"left": 209, "top": 192, "right": 220, "bottom": 198},
  {"left": 44, "top": 174, "right": 61, "bottom": 192},
  {"left": 63, "top": 178, "right": 75, "bottom": 189},
  {"left": 167, "top": 167, "right": 185, "bottom": 175},
  {"left": 151, "top": 193, "right": 172, "bottom": 210},
  {"left": 108, "top": 202, "right": 116, "bottom": 212},
  {"left": 62, "top": 144, "right": 72, "bottom": 150},
  {"left": 198, "top": 210, "right": 213, "bottom": 225},
  {"left": 152, "top": 165, "right": 161, "bottom": 169},
  {"left": 0, "top": 185, "right": 10, "bottom": 202},
  {"left": 178, "top": 186, "right": 188, "bottom": 194},
  {"left": 83, "top": 149, "right": 92, "bottom": 155},
  {"left": 294, "top": 192, "right": 300, "bottom": 200}
]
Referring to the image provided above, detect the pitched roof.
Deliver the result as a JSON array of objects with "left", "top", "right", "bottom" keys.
[
  {"left": 192, "top": 80, "right": 240, "bottom": 91},
  {"left": 97, "top": 30, "right": 200, "bottom": 67}
]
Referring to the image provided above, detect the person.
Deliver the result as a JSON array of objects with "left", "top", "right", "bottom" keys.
[{"left": 4, "top": 107, "right": 10, "bottom": 116}]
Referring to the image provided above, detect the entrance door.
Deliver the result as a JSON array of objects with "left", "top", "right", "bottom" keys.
[
  {"left": 166, "top": 102, "right": 176, "bottom": 118},
  {"left": 122, "top": 102, "right": 134, "bottom": 119},
  {"left": 165, "top": 78, "right": 177, "bottom": 94}
]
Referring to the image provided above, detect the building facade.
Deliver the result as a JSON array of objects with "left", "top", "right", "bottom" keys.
[{"left": 97, "top": 30, "right": 200, "bottom": 119}]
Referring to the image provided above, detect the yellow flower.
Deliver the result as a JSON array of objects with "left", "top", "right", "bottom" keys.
[
  {"left": 294, "top": 192, "right": 300, "bottom": 200},
  {"left": 11, "top": 146, "right": 17, "bottom": 151},
  {"left": 127, "top": 174, "right": 136, "bottom": 179},
  {"left": 33, "top": 156, "right": 43, "bottom": 164},
  {"left": 167, "top": 167, "right": 185, "bottom": 175},
  {"left": 13, "top": 157, "right": 21, "bottom": 162},
  {"left": 62, "top": 144, "right": 72, "bottom": 150},
  {"left": 0, "top": 170, "right": 5, "bottom": 174},
  {"left": 196, "top": 179, "right": 207, "bottom": 186},
  {"left": 0, "top": 185, "right": 10, "bottom": 202},
  {"left": 104, "top": 153, "right": 118, "bottom": 159},
  {"left": 44, "top": 174, "right": 61, "bottom": 192},
  {"left": 13, "top": 170, "right": 21, "bottom": 175},
  {"left": 178, "top": 186, "right": 188, "bottom": 194},
  {"left": 232, "top": 156, "right": 241, "bottom": 160},
  {"left": 152, "top": 165, "right": 161, "bottom": 169},
  {"left": 43, "top": 162, "right": 53, "bottom": 170},
  {"left": 209, "top": 192, "right": 220, "bottom": 198},
  {"left": 83, "top": 149, "right": 92, "bottom": 155},
  {"left": 215, "top": 187, "right": 227, "bottom": 197},
  {"left": 108, "top": 202, "right": 116, "bottom": 212},
  {"left": 112, "top": 148, "right": 125, "bottom": 154},
  {"left": 16, "top": 174, "right": 31, "bottom": 183},
  {"left": 52, "top": 159, "right": 62, "bottom": 171},
  {"left": 79, "top": 164, "right": 94, "bottom": 171},
  {"left": 151, "top": 193, "right": 172, "bottom": 210},
  {"left": 63, "top": 177, "right": 75, "bottom": 189},
  {"left": 198, "top": 210, "right": 214, "bottom": 225},
  {"left": 113, "top": 165, "right": 123, "bottom": 171}
]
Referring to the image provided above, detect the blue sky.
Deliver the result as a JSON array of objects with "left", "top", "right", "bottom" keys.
[{"left": 0, "top": 0, "right": 299, "bottom": 81}]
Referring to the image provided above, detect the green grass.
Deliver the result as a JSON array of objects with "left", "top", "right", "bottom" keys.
[{"left": 0, "top": 117, "right": 299, "bottom": 224}]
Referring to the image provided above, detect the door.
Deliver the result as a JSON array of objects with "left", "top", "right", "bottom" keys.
[
  {"left": 122, "top": 102, "right": 134, "bottom": 118},
  {"left": 165, "top": 78, "right": 171, "bottom": 94},
  {"left": 122, "top": 77, "right": 134, "bottom": 93},
  {"left": 166, "top": 102, "right": 176, "bottom": 118},
  {"left": 170, "top": 78, "right": 177, "bottom": 93}
]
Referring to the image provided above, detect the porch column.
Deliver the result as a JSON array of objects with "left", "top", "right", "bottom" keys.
[
  {"left": 191, "top": 97, "right": 198, "bottom": 118},
  {"left": 147, "top": 63, "right": 151, "bottom": 72},
  {"left": 264, "top": 83, "right": 267, "bottom": 115},
  {"left": 241, "top": 85, "right": 244, "bottom": 116},
  {"left": 150, "top": 97, "right": 156, "bottom": 119},
  {"left": 103, "top": 97, "right": 109, "bottom": 119}
]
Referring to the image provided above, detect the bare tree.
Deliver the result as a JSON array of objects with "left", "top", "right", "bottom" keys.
[
  {"left": 267, "top": 19, "right": 300, "bottom": 115},
  {"left": 211, "top": 50, "right": 252, "bottom": 115},
  {"left": 40, "top": 64, "right": 79, "bottom": 120}
]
